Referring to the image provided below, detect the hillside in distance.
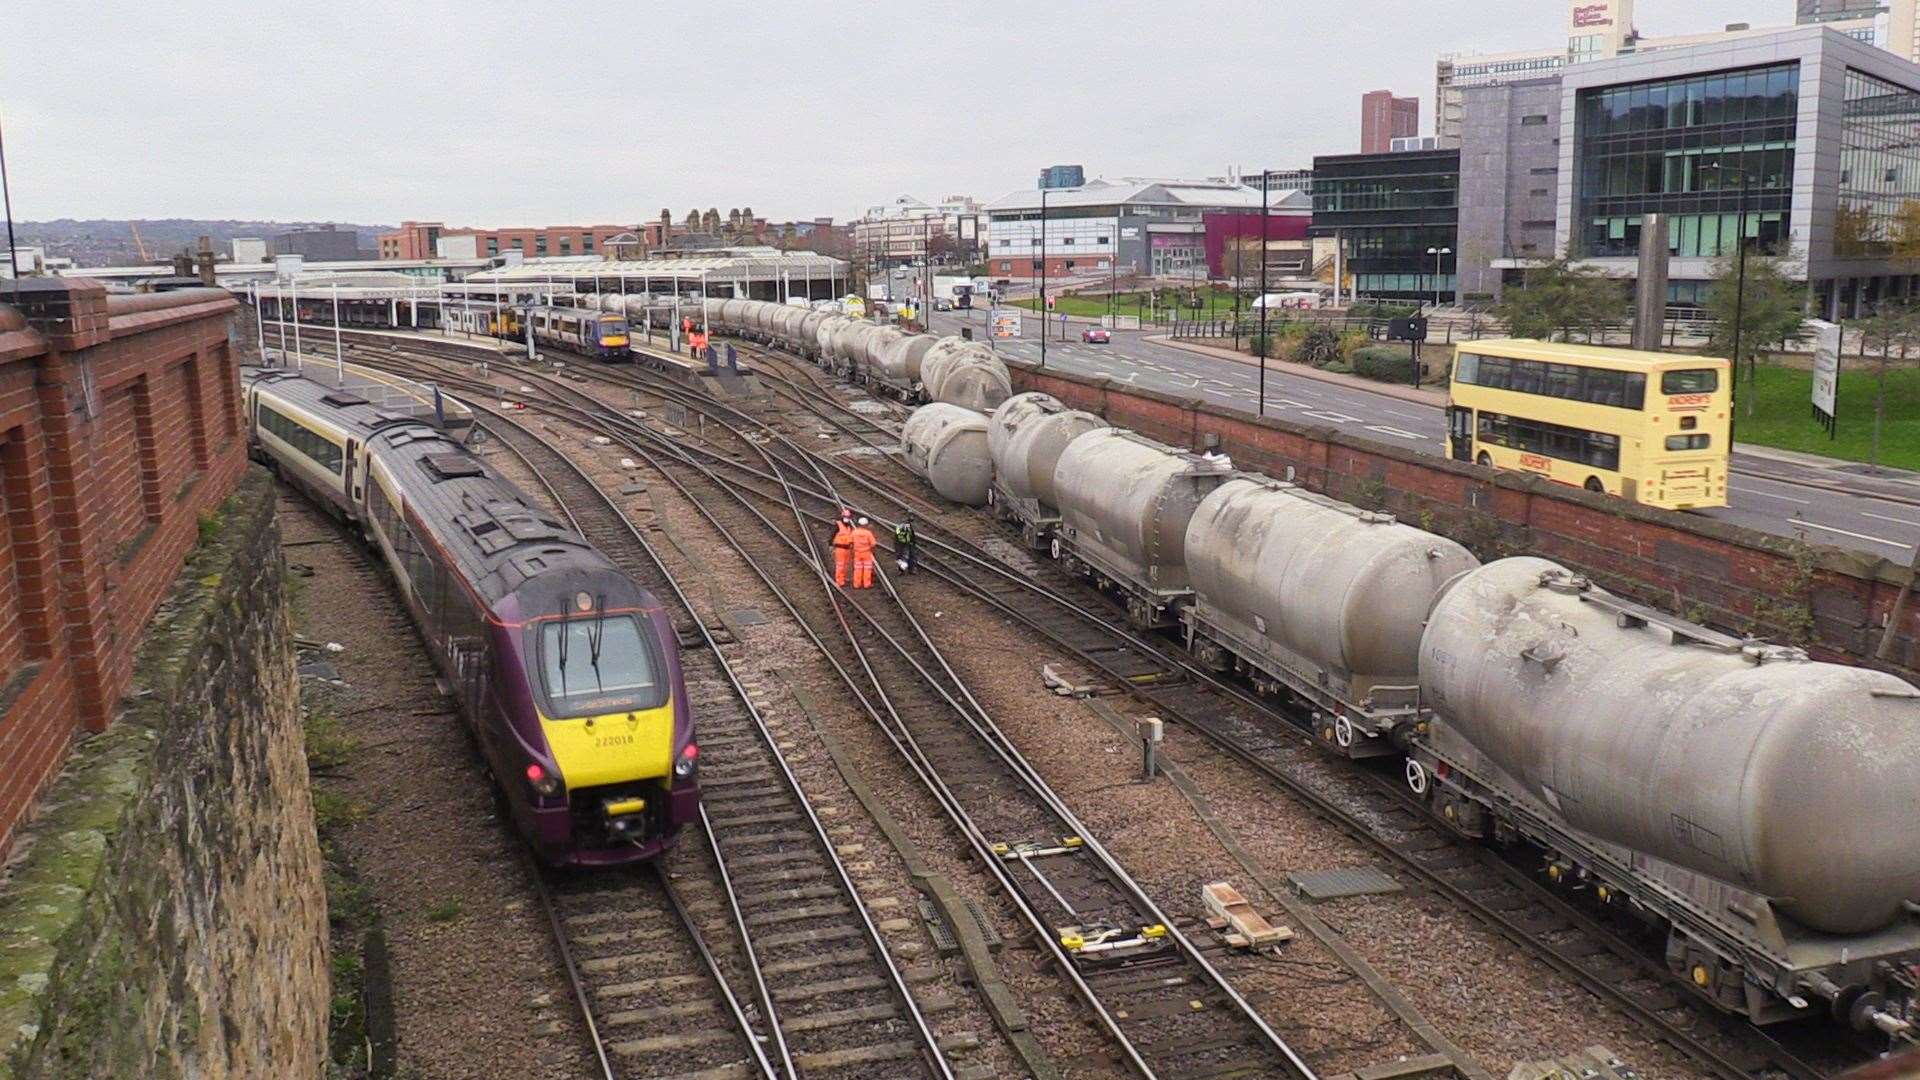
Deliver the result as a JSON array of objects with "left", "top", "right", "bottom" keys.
[{"left": 13, "top": 219, "right": 392, "bottom": 266}]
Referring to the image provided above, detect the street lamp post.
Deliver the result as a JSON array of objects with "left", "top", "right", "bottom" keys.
[
  {"left": 1039, "top": 184, "right": 1048, "bottom": 367},
  {"left": 1427, "top": 246, "right": 1452, "bottom": 309},
  {"left": 1257, "top": 169, "right": 1270, "bottom": 416}
]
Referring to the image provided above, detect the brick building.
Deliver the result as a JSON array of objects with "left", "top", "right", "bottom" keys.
[
  {"left": 0, "top": 280, "right": 245, "bottom": 852},
  {"left": 1360, "top": 90, "right": 1421, "bottom": 153},
  {"left": 378, "top": 221, "right": 639, "bottom": 260}
]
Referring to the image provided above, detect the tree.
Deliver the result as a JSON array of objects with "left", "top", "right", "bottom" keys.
[
  {"left": 1702, "top": 254, "right": 1809, "bottom": 417},
  {"left": 1851, "top": 301, "right": 1920, "bottom": 472},
  {"left": 1491, "top": 259, "right": 1630, "bottom": 342}
]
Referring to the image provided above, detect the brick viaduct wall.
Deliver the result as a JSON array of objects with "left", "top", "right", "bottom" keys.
[
  {"left": 0, "top": 279, "right": 248, "bottom": 854},
  {"left": 1003, "top": 358, "right": 1920, "bottom": 680}
]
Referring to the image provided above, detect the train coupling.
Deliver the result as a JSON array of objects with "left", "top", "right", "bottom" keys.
[{"left": 602, "top": 796, "right": 648, "bottom": 837}]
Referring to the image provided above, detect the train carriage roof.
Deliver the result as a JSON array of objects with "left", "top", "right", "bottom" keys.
[
  {"left": 367, "top": 420, "right": 620, "bottom": 608},
  {"left": 249, "top": 366, "right": 625, "bottom": 609}
]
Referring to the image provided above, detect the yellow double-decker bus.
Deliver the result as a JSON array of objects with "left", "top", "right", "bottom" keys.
[{"left": 1446, "top": 339, "right": 1730, "bottom": 510}]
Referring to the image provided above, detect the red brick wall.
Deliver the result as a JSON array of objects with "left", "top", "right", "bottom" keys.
[
  {"left": 0, "top": 281, "right": 244, "bottom": 854},
  {"left": 1008, "top": 360, "right": 1920, "bottom": 681}
]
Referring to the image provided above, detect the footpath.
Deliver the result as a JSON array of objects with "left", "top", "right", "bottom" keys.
[{"left": 1152, "top": 336, "right": 1920, "bottom": 508}]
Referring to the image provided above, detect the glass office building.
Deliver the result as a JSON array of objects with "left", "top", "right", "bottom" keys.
[
  {"left": 1574, "top": 63, "right": 1798, "bottom": 259},
  {"left": 1836, "top": 68, "right": 1920, "bottom": 256},
  {"left": 1311, "top": 149, "right": 1461, "bottom": 301},
  {"left": 1557, "top": 25, "right": 1920, "bottom": 319}
]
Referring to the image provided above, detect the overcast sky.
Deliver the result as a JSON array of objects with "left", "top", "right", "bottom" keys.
[{"left": 4, "top": 0, "right": 1786, "bottom": 226}]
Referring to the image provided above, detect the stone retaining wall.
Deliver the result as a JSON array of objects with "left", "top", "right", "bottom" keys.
[{"left": 0, "top": 468, "right": 327, "bottom": 1079}]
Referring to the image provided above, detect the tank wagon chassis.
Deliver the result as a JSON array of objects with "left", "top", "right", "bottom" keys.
[{"left": 340, "top": 340, "right": 1320, "bottom": 1080}]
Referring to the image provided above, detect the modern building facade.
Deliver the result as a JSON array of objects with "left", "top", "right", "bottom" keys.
[
  {"left": 1038, "top": 165, "right": 1086, "bottom": 190},
  {"left": 270, "top": 226, "right": 364, "bottom": 261},
  {"left": 1361, "top": 91, "right": 1421, "bottom": 153},
  {"left": 984, "top": 177, "right": 1309, "bottom": 280},
  {"left": 1456, "top": 77, "right": 1566, "bottom": 298},
  {"left": 1436, "top": 0, "right": 1883, "bottom": 145},
  {"left": 851, "top": 195, "right": 983, "bottom": 266},
  {"left": 1553, "top": 24, "right": 1920, "bottom": 317},
  {"left": 1798, "top": 0, "right": 1920, "bottom": 61},
  {"left": 1311, "top": 149, "right": 1461, "bottom": 302}
]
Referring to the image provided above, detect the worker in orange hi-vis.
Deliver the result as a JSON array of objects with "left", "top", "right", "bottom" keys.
[
  {"left": 831, "top": 509, "right": 855, "bottom": 586},
  {"left": 850, "top": 517, "right": 879, "bottom": 589}
]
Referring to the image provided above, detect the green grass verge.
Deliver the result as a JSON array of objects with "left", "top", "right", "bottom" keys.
[{"left": 1736, "top": 360, "right": 1920, "bottom": 471}]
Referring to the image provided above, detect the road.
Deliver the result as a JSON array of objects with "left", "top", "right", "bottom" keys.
[{"left": 929, "top": 308, "right": 1920, "bottom": 563}]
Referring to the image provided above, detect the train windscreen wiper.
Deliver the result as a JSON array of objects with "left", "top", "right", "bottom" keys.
[
  {"left": 587, "top": 594, "right": 607, "bottom": 691},
  {"left": 555, "top": 605, "right": 570, "bottom": 697}
]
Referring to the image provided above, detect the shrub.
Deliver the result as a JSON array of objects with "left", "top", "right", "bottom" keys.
[
  {"left": 1352, "top": 345, "right": 1416, "bottom": 382},
  {"left": 1321, "top": 360, "right": 1353, "bottom": 374},
  {"left": 1290, "top": 325, "right": 1344, "bottom": 367}
]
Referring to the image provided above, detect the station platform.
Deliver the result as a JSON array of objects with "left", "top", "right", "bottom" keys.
[{"left": 627, "top": 338, "right": 762, "bottom": 399}]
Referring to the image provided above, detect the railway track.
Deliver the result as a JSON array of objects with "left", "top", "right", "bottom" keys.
[
  {"left": 479, "top": 402, "right": 950, "bottom": 1080},
  {"left": 341, "top": 340, "right": 1322, "bottom": 1078},
  {"left": 543, "top": 342, "right": 1850, "bottom": 1080},
  {"left": 321, "top": 329, "right": 1860, "bottom": 1077}
]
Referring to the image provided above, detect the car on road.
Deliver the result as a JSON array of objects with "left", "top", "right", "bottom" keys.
[
  {"left": 934, "top": 298, "right": 953, "bottom": 311},
  {"left": 1082, "top": 328, "right": 1111, "bottom": 344}
]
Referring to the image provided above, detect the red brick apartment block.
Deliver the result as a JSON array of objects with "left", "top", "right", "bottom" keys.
[{"left": 0, "top": 279, "right": 244, "bottom": 854}]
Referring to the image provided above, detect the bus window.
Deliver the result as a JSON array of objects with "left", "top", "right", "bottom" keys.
[
  {"left": 1662, "top": 369, "right": 1718, "bottom": 394},
  {"left": 1665, "top": 434, "right": 1712, "bottom": 451}
]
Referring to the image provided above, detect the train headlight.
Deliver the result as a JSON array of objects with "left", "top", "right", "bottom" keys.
[
  {"left": 525, "top": 762, "right": 562, "bottom": 797},
  {"left": 674, "top": 743, "right": 699, "bottom": 778}
]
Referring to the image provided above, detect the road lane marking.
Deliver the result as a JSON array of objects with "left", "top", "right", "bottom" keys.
[
  {"left": 1382, "top": 408, "right": 1431, "bottom": 421},
  {"left": 1798, "top": 521, "right": 1912, "bottom": 550},
  {"left": 1366, "top": 425, "right": 1430, "bottom": 440},
  {"left": 1303, "top": 410, "right": 1360, "bottom": 424},
  {"left": 1862, "top": 510, "right": 1920, "bottom": 528},
  {"left": 1730, "top": 484, "right": 1810, "bottom": 505}
]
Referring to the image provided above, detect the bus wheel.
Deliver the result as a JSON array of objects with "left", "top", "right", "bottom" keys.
[
  {"left": 1475, "top": 452, "right": 1491, "bottom": 467},
  {"left": 1585, "top": 477, "right": 1605, "bottom": 493}
]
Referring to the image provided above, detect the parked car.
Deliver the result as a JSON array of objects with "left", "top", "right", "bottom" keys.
[{"left": 1082, "top": 327, "right": 1111, "bottom": 344}]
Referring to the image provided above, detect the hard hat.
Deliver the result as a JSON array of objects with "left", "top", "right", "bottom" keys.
[{"left": 858, "top": 517, "right": 869, "bottom": 526}]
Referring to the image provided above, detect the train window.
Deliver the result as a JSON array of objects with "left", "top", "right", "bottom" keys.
[
  {"left": 536, "top": 615, "right": 666, "bottom": 717},
  {"left": 260, "top": 404, "right": 344, "bottom": 474}
]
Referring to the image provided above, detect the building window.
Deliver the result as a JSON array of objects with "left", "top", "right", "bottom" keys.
[
  {"left": 582, "top": 235, "right": 594, "bottom": 252},
  {"left": 1529, "top": 188, "right": 1551, "bottom": 197},
  {"left": 1575, "top": 62, "right": 1799, "bottom": 258},
  {"left": 559, "top": 239, "right": 571, "bottom": 255},
  {"left": 1521, "top": 114, "right": 1550, "bottom": 126},
  {"left": 1000, "top": 261, "right": 1011, "bottom": 271},
  {"left": 1837, "top": 67, "right": 1920, "bottom": 257},
  {"left": 1530, "top": 166, "right": 1559, "bottom": 175},
  {"left": 1097, "top": 236, "right": 1109, "bottom": 244}
]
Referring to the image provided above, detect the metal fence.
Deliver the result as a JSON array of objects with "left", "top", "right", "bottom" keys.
[{"left": 1170, "top": 312, "right": 1721, "bottom": 349}]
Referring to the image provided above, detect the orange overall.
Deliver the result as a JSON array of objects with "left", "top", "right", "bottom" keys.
[
  {"left": 832, "top": 520, "right": 855, "bottom": 586},
  {"left": 850, "top": 526, "right": 878, "bottom": 589}
]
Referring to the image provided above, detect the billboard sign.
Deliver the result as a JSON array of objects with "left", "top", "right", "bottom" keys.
[
  {"left": 1809, "top": 318, "right": 1840, "bottom": 433},
  {"left": 990, "top": 308, "right": 1022, "bottom": 339},
  {"left": 1571, "top": 1, "right": 1614, "bottom": 28}
]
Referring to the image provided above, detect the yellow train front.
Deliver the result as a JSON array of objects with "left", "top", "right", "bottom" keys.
[{"left": 244, "top": 365, "right": 697, "bottom": 866}]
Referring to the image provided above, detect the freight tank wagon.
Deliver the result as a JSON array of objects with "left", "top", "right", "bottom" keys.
[
  {"left": 1183, "top": 476, "right": 1479, "bottom": 758},
  {"left": 1414, "top": 556, "right": 1920, "bottom": 1032}
]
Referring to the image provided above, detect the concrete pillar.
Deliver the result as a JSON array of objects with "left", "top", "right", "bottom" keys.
[{"left": 1631, "top": 214, "right": 1670, "bottom": 351}]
